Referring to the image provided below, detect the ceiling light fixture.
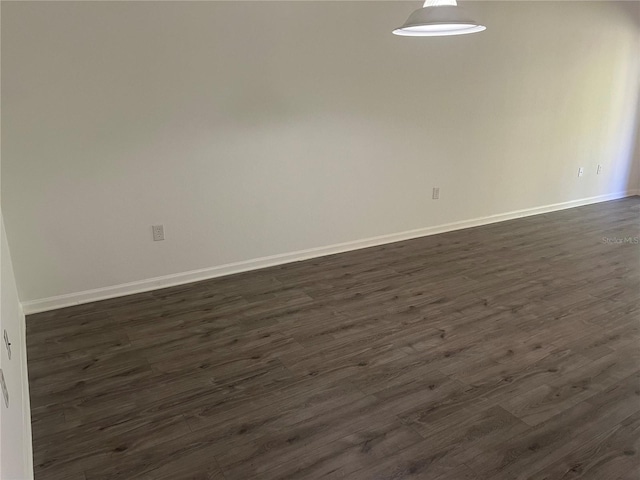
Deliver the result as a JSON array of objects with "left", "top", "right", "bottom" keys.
[{"left": 393, "top": 0, "right": 486, "bottom": 37}]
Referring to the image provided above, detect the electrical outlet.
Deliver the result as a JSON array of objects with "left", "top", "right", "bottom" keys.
[
  {"left": 0, "top": 369, "right": 8, "bottom": 408},
  {"left": 597, "top": 164, "right": 602, "bottom": 175},
  {"left": 3, "top": 330, "right": 11, "bottom": 360},
  {"left": 432, "top": 187, "right": 440, "bottom": 200},
  {"left": 152, "top": 225, "right": 165, "bottom": 241},
  {"left": 578, "top": 167, "right": 584, "bottom": 177}
]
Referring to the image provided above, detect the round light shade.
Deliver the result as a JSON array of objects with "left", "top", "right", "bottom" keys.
[{"left": 393, "top": 5, "right": 486, "bottom": 37}]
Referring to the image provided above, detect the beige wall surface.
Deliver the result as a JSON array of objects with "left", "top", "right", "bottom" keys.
[{"left": 2, "top": 1, "right": 639, "bottom": 304}]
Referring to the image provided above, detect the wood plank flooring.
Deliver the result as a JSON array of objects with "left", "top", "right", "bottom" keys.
[{"left": 27, "top": 197, "right": 640, "bottom": 480}]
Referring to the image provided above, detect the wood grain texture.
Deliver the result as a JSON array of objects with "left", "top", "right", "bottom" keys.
[{"left": 27, "top": 197, "right": 640, "bottom": 479}]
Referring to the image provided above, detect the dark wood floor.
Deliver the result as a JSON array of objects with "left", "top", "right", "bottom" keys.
[{"left": 27, "top": 198, "right": 640, "bottom": 480}]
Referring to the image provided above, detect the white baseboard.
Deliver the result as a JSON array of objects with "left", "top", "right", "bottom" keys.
[{"left": 22, "top": 190, "right": 637, "bottom": 315}]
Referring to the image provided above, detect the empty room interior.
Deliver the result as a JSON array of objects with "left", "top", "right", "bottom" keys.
[{"left": 1, "top": 0, "right": 640, "bottom": 479}]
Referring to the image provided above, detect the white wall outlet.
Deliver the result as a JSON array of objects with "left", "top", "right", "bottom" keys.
[
  {"left": 432, "top": 187, "right": 440, "bottom": 200},
  {"left": 578, "top": 167, "right": 584, "bottom": 177},
  {"left": 3, "top": 330, "right": 11, "bottom": 360},
  {"left": 597, "top": 164, "right": 602, "bottom": 175},
  {"left": 152, "top": 225, "right": 165, "bottom": 241}
]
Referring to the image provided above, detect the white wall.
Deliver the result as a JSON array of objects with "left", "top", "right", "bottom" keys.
[
  {"left": 1, "top": 3, "right": 35, "bottom": 476},
  {"left": 630, "top": 91, "right": 640, "bottom": 193},
  {"left": 0, "top": 216, "right": 33, "bottom": 480},
  {"left": 2, "top": 1, "right": 639, "bottom": 307}
]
